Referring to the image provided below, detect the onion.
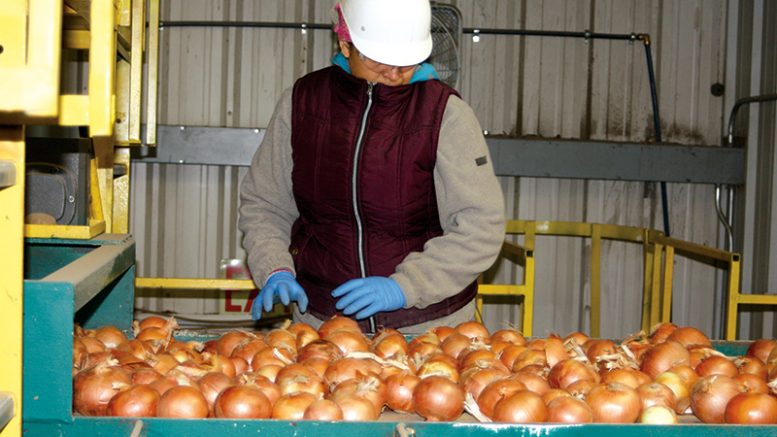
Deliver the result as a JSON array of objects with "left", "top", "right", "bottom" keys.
[
  {"left": 231, "top": 357, "right": 249, "bottom": 376},
  {"left": 241, "top": 374, "right": 281, "bottom": 406},
  {"left": 490, "top": 329, "right": 527, "bottom": 346},
  {"left": 567, "top": 379, "right": 597, "bottom": 398},
  {"left": 440, "top": 333, "right": 472, "bottom": 360},
  {"left": 511, "top": 371, "right": 551, "bottom": 396},
  {"left": 477, "top": 378, "right": 527, "bottom": 418},
  {"left": 584, "top": 339, "right": 618, "bottom": 363},
  {"left": 746, "top": 339, "right": 777, "bottom": 363},
  {"left": 81, "top": 337, "right": 106, "bottom": 354},
  {"left": 266, "top": 329, "right": 298, "bottom": 352},
  {"left": 636, "top": 382, "right": 677, "bottom": 411},
  {"left": 492, "top": 390, "right": 547, "bottom": 423},
  {"left": 489, "top": 340, "right": 511, "bottom": 355},
  {"left": 304, "top": 399, "right": 343, "bottom": 420},
  {"left": 272, "top": 392, "right": 317, "bottom": 420},
  {"left": 667, "top": 326, "right": 711, "bottom": 348},
  {"left": 297, "top": 340, "right": 343, "bottom": 362},
  {"left": 735, "top": 373, "right": 770, "bottom": 394},
  {"left": 250, "top": 346, "right": 294, "bottom": 370},
  {"left": 544, "top": 337, "right": 570, "bottom": 369},
  {"left": 498, "top": 345, "right": 528, "bottom": 369},
  {"left": 409, "top": 342, "right": 443, "bottom": 365},
  {"left": 132, "top": 368, "right": 163, "bottom": 386},
  {"left": 413, "top": 375, "right": 465, "bottom": 421},
  {"left": 640, "top": 405, "right": 678, "bottom": 424},
  {"left": 371, "top": 331, "right": 409, "bottom": 360},
  {"left": 461, "top": 367, "right": 510, "bottom": 400},
  {"left": 690, "top": 374, "right": 745, "bottom": 423},
  {"left": 548, "top": 359, "right": 599, "bottom": 389},
  {"left": 330, "top": 374, "right": 386, "bottom": 414},
  {"left": 640, "top": 341, "right": 690, "bottom": 378},
  {"left": 668, "top": 364, "right": 699, "bottom": 390},
  {"left": 324, "top": 358, "right": 382, "bottom": 388},
  {"left": 233, "top": 339, "right": 271, "bottom": 366},
  {"left": 431, "top": 326, "right": 455, "bottom": 342},
  {"left": 138, "top": 316, "right": 168, "bottom": 331},
  {"left": 512, "top": 349, "right": 547, "bottom": 372},
  {"left": 318, "top": 315, "right": 362, "bottom": 338},
  {"left": 585, "top": 383, "right": 641, "bottom": 423},
  {"left": 601, "top": 369, "right": 648, "bottom": 389},
  {"left": 289, "top": 322, "right": 320, "bottom": 349},
  {"left": 198, "top": 372, "right": 234, "bottom": 413},
  {"left": 216, "top": 331, "right": 252, "bottom": 357},
  {"left": 546, "top": 395, "right": 593, "bottom": 423},
  {"left": 325, "top": 330, "right": 370, "bottom": 355},
  {"left": 334, "top": 392, "right": 380, "bottom": 421},
  {"left": 385, "top": 372, "right": 420, "bottom": 413},
  {"left": 649, "top": 322, "right": 678, "bottom": 344},
  {"left": 94, "top": 326, "right": 127, "bottom": 349},
  {"left": 107, "top": 385, "right": 159, "bottom": 417},
  {"left": 655, "top": 371, "right": 690, "bottom": 413},
  {"left": 408, "top": 333, "right": 440, "bottom": 349},
  {"left": 454, "top": 321, "right": 490, "bottom": 341},
  {"left": 214, "top": 385, "right": 272, "bottom": 418},
  {"left": 563, "top": 331, "right": 590, "bottom": 347},
  {"left": 459, "top": 348, "right": 496, "bottom": 369},
  {"left": 302, "top": 357, "right": 330, "bottom": 379},
  {"left": 696, "top": 355, "right": 738, "bottom": 378},
  {"left": 417, "top": 354, "right": 460, "bottom": 383},
  {"left": 724, "top": 392, "right": 777, "bottom": 424},
  {"left": 542, "top": 389, "right": 572, "bottom": 405},
  {"left": 275, "top": 363, "right": 325, "bottom": 397},
  {"left": 157, "top": 386, "right": 209, "bottom": 418},
  {"left": 149, "top": 376, "right": 178, "bottom": 396},
  {"left": 73, "top": 366, "right": 132, "bottom": 416},
  {"left": 253, "top": 364, "right": 282, "bottom": 382},
  {"left": 735, "top": 356, "right": 768, "bottom": 379},
  {"left": 136, "top": 327, "right": 168, "bottom": 343}
]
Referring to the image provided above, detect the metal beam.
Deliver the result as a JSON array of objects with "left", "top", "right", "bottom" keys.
[{"left": 134, "top": 125, "right": 746, "bottom": 185}]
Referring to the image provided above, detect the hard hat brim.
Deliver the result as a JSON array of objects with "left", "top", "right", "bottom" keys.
[{"left": 350, "top": 33, "right": 433, "bottom": 67}]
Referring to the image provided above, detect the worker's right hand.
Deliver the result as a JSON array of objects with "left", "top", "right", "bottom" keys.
[{"left": 251, "top": 271, "right": 308, "bottom": 320}]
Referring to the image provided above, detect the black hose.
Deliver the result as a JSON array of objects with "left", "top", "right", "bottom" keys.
[{"left": 641, "top": 37, "right": 670, "bottom": 237}]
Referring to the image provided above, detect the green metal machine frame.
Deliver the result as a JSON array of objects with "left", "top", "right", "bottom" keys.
[{"left": 20, "top": 234, "right": 777, "bottom": 436}]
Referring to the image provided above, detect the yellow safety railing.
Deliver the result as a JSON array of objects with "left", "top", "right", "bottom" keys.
[{"left": 476, "top": 220, "right": 741, "bottom": 339}]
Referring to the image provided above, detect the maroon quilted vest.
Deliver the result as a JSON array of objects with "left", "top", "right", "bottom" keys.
[{"left": 290, "top": 66, "right": 477, "bottom": 331}]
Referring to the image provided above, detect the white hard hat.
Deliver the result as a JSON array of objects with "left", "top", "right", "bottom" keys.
[{"left": 339, "top": 0, "right": 433, "bottom": 67}]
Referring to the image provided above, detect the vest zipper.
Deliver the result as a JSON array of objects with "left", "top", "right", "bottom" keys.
[{"left": 352, "top": 82, "right": 376, "bottom": 332}]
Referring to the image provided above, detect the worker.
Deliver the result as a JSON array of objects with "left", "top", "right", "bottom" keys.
[{"left": 238, "top": 0, "right": 505, "bottom": 333}]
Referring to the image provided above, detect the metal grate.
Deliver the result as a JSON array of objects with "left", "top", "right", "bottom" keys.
[{"left": 430, "top": 3, "right": 461, "bottom": 89}]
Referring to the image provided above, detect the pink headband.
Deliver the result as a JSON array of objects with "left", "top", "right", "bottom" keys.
[{"left": 333, "top": 3, "right": 352, "bottom": 42}]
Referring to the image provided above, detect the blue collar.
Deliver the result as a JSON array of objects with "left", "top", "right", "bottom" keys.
[{"left": 332, "top": 52, "right": 439, "bottom": 84}]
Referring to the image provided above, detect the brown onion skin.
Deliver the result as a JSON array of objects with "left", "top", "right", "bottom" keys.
[
  {"left": 511, "top": 371, "right": 551, "bottom": 395},
  {"left": 477, "top": 378, "right": 527, "bottom": 419},
  {"left": 318, "top": 315, "right": 362, "bottom": 338},
  {"left": 335, "top": 393, "right": 380, "bottom": 421},
  {"left": 73, "top": 366, "right": 132, "bottom": 416},
  {"left": 735, "top": 356, "right": 768, "bottom": 379},
  {"left": 585, "top": 383, "right": 641, "bottom": 423},
  {"left": 640, "top": 341, "right": 690, "bottom": 378},
  {"left": 636, "top": 382, "right": 677, "bottom": 411},
  {"left": 385, "top": 372, "right": 420, "bottom": 413},
  {"left": 746, "top": 339, "right": 777, "bottom": 364},
  {"left": 272, "top": 392, "right": 317, "bottom": 420},
  {"left": 156, "top": 386, "right": 209, "bottom": 418},
  {"left": 542, "top": 389, "right": 572, "bottom": 405},
  {"left": 546, "top": 395, "right": 593, "bottom": 424},
  {"left": 492, "top": 390, "right": 547, "bottom": 423},
  {"left": 440, "top": 333, "right": 472, "bottom": 360},
  {"left": 214, "top": 385, "right": 271, "bottom": 419},
  {"left": 454, "top": 321, "right": 490, "bottom": 341},
  {"left": 491, "top": 329, "right": 527, "bottom": 346},
  {"left": 198, "top": 372, "right": 234, "bottom": 413},
  {"left": 724, "top": 392, "right": 777, "bottom": 424},
  {"left": 498, "top": 345, "right": 528, "bottom": 369},
  {"left": 303, "top": 399, "right": 343, "bottom": 420},
  {"left": 696, "top": 355, "right": 738, "bottom": 378},
  {"left": 735, "top": 373, "right": 770, "bottom": 394},
  {"left": 649, "top": 322, "right": 678, "bottom": 344},
  {"left": 690, "top": 375, "right": 745, "bottom": 423},
  {"left": 548, "top": 359, "right": 599, "bottom": 389},
  {"left": 413, "top": 376, "right": 465, "bottom": 422},
  {"left": 107, "top": 385, "right": 159, "bottom": 417},
  {"left": 667, "top": 326, "right": 711, "bottom": 348}
]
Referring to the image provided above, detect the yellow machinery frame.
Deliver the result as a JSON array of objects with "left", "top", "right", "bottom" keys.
[
  {"left": 0, "top": 1, "right": 158, "bottom": 435},
  {"left": 136, "top": 220, "right": 741, "bottom": 340}
]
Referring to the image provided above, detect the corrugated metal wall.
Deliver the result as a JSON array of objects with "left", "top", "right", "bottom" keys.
[{"left": 132, "top": 0, "right": 744, "bottom": 338}]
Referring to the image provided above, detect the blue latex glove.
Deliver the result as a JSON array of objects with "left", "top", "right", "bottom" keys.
[
  {"left": 331, "top": 277, "right": 406, "bottom": 319},
  {"left": 251, "top": 271, "right": 308, "bottom": 320}
]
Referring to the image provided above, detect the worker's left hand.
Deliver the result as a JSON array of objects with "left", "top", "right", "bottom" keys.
[{"left": 331, "top": 277, "right": 406, "bottom": 319}]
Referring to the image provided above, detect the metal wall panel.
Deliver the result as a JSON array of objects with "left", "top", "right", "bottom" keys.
[{"left": 132, "top": 0, "right": 738, "bottom": 338}]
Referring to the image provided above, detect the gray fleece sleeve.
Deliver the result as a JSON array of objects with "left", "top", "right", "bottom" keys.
[
  {"left": 238, "top": 87, "right": 298, "bottom": 287},
  {"left": 390, "top": 95, "right": 506, "bottom": 308}
]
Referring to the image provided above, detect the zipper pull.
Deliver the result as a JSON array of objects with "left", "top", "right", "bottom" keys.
[{"left": 367, "top": 82, "right": 374, "bottom": 97}]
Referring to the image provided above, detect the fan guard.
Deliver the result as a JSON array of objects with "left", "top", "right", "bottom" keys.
[{"left": 429, "top": 3, "right": 462, "bottom": 89}]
